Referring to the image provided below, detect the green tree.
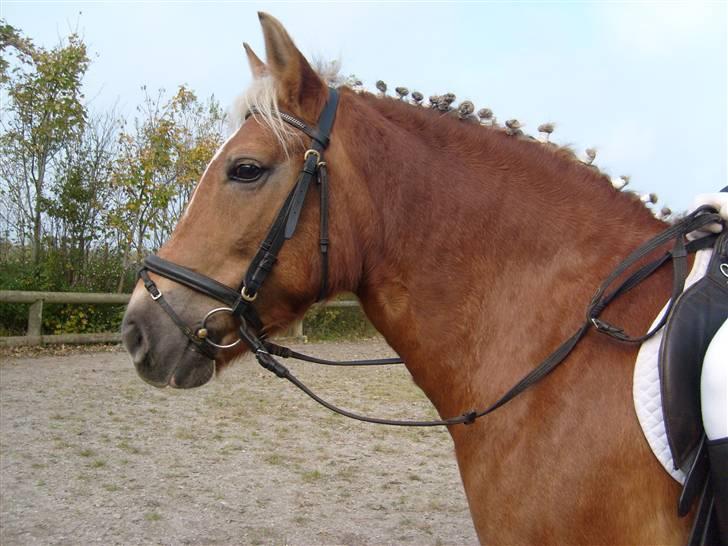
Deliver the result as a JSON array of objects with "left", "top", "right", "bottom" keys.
[
  {"left": 45, "top": 111, "right": 119, "bottom": 287},
  {"left": 108, "top": 85, "right": 224, "bottom": 291},
  {"left": 0, "top": 20, "right": 34, "bottom": 84},
  {"left": 0, "top": 25, "right": 89, "bottom": 264}
]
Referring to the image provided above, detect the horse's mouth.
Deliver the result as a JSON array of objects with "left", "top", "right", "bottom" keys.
[
  {"left": 134, "top": 346, "right": 216, "bottom": 390},
  {"left": 168, "top": 356, "right": 215, "bottom": 389}
]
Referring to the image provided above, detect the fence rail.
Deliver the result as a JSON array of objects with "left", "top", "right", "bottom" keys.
[{"left": 0, "top": 290, "right": 359, "bottom": 348}]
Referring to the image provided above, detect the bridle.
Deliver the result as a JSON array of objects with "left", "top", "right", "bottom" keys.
[
  {"left": 137, "top": 85, "right": 724, "bottom": 428},
  {"left": 140, "top": 87, "right": 341, "bottom": 357},
  {"left": 137, "top": 87, "right": 432, "bottom": 424}
]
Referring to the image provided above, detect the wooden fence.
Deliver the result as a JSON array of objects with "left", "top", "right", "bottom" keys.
[{"left": 0, "top": 290, "right": 359, "bottom": 347}]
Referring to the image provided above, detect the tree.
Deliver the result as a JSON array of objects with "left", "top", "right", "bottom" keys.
[
  {"left": 0, "top": 21, "right": 34, "bottom": 84},
  {"left": 0, "top": 25, "right": 89, "bottom": 264},
  {"left": 108, "top": 85, "right": 225, "bottom": 291},
  {"left": 45, "top": 110, "right": 119, "bottom": 286}
]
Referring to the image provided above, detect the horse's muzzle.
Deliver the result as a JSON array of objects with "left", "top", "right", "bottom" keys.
[{"left": 122, "top": 303, "right": 215, "bottom": 389}]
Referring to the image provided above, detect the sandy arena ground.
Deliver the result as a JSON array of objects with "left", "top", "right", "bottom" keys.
[{"left": 0, "top": 339, "right": 478, "bottom": 545}]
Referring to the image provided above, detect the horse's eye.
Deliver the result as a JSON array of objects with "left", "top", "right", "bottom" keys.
[{"left": 229, "top": 162, "right": 264, "bottom": 183}]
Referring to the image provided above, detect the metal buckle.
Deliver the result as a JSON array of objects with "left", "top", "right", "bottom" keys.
[
  {"left": 720, "top": 263, "right": 728, "bottom": 279},
  {"left": 241, "top": 285, "right": 257, "bottom": 302},
  {"left": 199, "top": 307, "right": 241, "bottom": 349},
  {"left": 303, "top": 149, "right": 320, "bottom": 162},
  {"left": 150, "top": 288, "right": 162, "bottom": 301}
]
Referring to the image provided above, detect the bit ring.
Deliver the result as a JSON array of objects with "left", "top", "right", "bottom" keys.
[{"left": 198, "top": 307, "right": 241, "bottom": 349}]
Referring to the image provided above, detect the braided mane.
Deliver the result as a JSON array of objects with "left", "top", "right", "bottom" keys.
[{"left": 233, "top": 71, "right": 667, "bottom": 219}]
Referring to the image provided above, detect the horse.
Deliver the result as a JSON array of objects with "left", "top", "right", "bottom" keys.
[{"left": 122, "top": 12, "right": 696, "bottom": 544}]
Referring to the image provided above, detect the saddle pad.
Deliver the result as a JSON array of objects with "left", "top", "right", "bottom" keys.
[{"left": 633, "top": 247, "right": 713, "bottom": 484}]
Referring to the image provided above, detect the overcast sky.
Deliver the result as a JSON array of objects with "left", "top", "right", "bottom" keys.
[{"left": 2, "top": 1, "right": 726, "bottom": 212}]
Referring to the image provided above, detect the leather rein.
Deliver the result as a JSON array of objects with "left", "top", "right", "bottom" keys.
[{"left": 138, "top": 86, "right": 724, "bottom": 427}]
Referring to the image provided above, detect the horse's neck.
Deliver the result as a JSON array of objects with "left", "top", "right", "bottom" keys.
[{"left": 339, "top": 95, "right": 669, "bottom": 419}]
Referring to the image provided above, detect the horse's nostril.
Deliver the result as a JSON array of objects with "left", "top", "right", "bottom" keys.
[{"left": 121, "top": 319, "right": 148, "bottom": 365}]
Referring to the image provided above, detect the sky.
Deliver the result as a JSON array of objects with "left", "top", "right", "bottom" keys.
[{"left": 2, "top": 1, "right": 726, "bottom": 213}]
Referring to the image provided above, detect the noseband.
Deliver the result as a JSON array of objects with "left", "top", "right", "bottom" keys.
[{"left": 137, "top": 85, "right": 724, "bottom": 429}]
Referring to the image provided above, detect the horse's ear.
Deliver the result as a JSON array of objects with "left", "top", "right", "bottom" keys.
[
  {"left": 243, "top": 43, "right": 267, "bottom": 79},
  {"left": 257, "top": 12, "right": 326, "bottom": 114}
]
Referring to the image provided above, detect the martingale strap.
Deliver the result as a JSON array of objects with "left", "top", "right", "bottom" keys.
[{"left": 250, "top": 207, "right": 723, "bottom": 427}]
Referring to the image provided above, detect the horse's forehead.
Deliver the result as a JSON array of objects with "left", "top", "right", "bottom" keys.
[{"left": 211, "top": 118, "right": 281, "bottom": 165}]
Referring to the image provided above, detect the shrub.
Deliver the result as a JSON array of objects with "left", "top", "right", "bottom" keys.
[{"left": 304, "top": 303, "right": 377, "bottom": 340}]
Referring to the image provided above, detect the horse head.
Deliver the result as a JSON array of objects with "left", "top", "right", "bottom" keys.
[{"left": 121, "top": 13, "right": 363, "bottom": 388}]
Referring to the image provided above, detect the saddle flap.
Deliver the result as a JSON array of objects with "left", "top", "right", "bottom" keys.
[{"left": 660, "top": 233, "right": 728, "bottom": 470}]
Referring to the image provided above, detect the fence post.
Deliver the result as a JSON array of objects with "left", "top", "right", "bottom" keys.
[
  {"left": 292, "top": 319, "right": 304, "bottom": 339},
  {"left": 28, "top": 299, "right": 43, "bottom": 338}
]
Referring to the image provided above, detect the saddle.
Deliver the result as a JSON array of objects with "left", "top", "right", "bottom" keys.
[{"left": 660, "top": 227, "right": 728, "bottom": 545}]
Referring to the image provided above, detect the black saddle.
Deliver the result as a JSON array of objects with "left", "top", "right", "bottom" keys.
[{"left": 660, "top": 222, "right": 728, "bottom": 545}]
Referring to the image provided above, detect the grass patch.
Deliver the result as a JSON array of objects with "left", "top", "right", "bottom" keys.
[
  {"left": 335, "top": 465, "right": 358, "bottom": 481},
  {"left": 89, "top": 459, "right": 106, "bottom": 468},
  {"left": 373, "top": 443, "right": 396, "bottom": 454},
  {"left": 264, "top": 454, "right": 284, "bottom": 466},
  {"left": 174, "top": 428, "right": 196, "bottom": 441},
  {"left": 116, "top": 440, "right": 141, "bottom": 454},
  {"left": 78, "top": 448, "right": 95, "bottom": 457},
  {"left": 144, "top": 512, "right": 162, "bottom": 521},
  {"left": 300, "top": 469, "right": 323, "bottom": 483}
]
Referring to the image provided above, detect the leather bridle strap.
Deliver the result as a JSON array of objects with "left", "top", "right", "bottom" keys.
[
  {"left": 138, "top": 269, "right": 217, "bottom": 358},
  {"left": 317, "top": 162, "right": 330, "bottom": 301},
  {"left": 142, "top": 254, "right": 263, "bottom": 331},
  {"left": 262, "top": 340, "right": 403, "bottom": 366},
  {"left": 144, "top": 254, "right": 239, "bottom": 307},
  {"left": 236, "top": 88, "right": 340, "bottom": 314}
]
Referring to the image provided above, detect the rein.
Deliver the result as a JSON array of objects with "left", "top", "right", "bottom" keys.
[{"left": 138, "top": 86, "right": 724, "bottom": 427}]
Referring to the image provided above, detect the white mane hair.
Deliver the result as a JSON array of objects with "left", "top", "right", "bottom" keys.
[
  {"left": 230, "top": 59, "right": 346, "bottom": 155},
  {"left": 231, "top": 75, "right": 300, "bottom": 154}
]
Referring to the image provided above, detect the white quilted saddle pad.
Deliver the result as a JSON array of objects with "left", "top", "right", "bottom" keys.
[{"left": 633, "top": 247, "right": 713, "bottom": 484}]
